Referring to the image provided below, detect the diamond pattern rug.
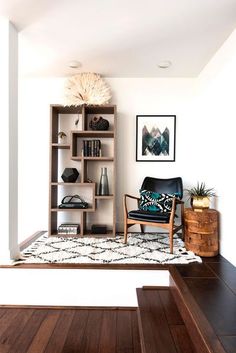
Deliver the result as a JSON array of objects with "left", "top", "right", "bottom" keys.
[{"left": 18, "top": 233, "right": 202, "bottom": 264}]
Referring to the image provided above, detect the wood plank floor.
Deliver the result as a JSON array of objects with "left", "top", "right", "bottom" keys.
[
  {"left": 174, "top": 255, "right": 236, "bottom": 353},
  {"left": 0, "top": 307, "right": 141, "bottom": 353},
  {"left": 137, "top": 288, "right": 197, "bottom": 353}
]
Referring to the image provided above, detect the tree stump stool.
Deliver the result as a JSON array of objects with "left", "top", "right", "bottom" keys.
[{"left": 184, "top": 208, "right": 219, "bottom": 257}]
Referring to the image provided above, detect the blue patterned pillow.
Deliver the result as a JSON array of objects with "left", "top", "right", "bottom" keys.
[{"left": 139, "top": 190, "right": 179, "bottom": 212}]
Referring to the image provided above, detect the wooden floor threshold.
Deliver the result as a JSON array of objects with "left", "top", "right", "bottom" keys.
[{"left": 2, "top": 262, "right": 169, "bottom": 269}]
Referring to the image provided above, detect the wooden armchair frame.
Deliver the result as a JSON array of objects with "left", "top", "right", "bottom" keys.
[{"left": 123, "top": 194, "right": 184, "bottom": 254}]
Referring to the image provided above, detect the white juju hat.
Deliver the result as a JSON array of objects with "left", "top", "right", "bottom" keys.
[{"left": 64, "top": 72, "right": 112, "bottom": 106}]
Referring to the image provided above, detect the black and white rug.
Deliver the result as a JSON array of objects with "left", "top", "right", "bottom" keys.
[{"left": 18, "top": 233, "right": 202, "bottom": 264}]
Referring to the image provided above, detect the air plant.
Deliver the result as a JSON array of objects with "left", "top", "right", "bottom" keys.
[
  {"left": 185, "top": 182, "right": 216, "bottom": 200},
  {"left": 58, "top": 131, "right": 67, "bottom": 140}
]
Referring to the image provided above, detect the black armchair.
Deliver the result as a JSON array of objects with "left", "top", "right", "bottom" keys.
[{"left": 123, "top": 177, "right": 184, "bottom": 253}]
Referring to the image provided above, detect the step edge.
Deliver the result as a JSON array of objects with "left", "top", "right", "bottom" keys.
[{"left": 169, "top": 266, "right": 226, "bottom": 353}]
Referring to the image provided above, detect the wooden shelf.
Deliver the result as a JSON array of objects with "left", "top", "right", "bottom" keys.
[
  {"left": 84, "top": 157, "right": 114, "bottom": 161},
  {"left": 49, "top": 232, "right": 81, "bottom": 237},
  {"left": 95, "top": 195, "right": 114, "bottom": 199},
  {"left": 71, "top": 156, "right": 114, "bottom": 161},
  {"left": 85, "top": 105, "right": 115, "bottom": 114},
  {"left": 51, "top": 182, "right": 95, "bottom": 186},
  {"left": 71, "top": 130, "right": 114, "bottom": 138},
  {"left": 49, "top": 104, "right": 117, "bottom": 238},
  {"left": 51, "top": 208, "right": 95, "bottom": 212},
  {"left": 71, "top": 156, "right": 82, "bottom": 161},
  {"left": 49, "top": 231, "right": 114, "bottom": 238},
  {"left": 52, "top": 143, "right": 70, "bottom": 149},
  {"left": 51, "top": 105, "right": 83, "bottom": 114}
]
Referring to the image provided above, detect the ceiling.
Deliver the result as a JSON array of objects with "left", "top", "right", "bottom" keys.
[{"left": 1, "top": 0, "right": 236, "bottom": 77}]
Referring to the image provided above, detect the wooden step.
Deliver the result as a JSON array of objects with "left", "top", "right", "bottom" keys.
[
  {"left": 205, "top": 260, "right": 236, "bottom": 295},
  {"left": 169, "top": 266, "right": 227, "bottom": 353},
  {"left": 136, "top": 287, "right": 196, "bottom": 353}
]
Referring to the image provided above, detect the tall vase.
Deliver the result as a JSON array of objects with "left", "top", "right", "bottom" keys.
[{"left": 99, "top": 167, "right": 109, "bottom": 195}]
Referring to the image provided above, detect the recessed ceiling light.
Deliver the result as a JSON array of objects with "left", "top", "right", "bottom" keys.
[
  {"left": 68, "top": 61, "right": 81, "bottom": 69},
  {"left": 157, "top": 60, "right": 172, "bottom": 69}
]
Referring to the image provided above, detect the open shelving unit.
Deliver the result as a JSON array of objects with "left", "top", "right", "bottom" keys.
[{"left": 49, "top": 104, "right": 117, "bottom": 237}]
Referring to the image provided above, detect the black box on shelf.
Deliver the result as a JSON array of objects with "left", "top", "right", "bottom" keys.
[{"left": 91, "top": 224, "right": 107, "bottom": 234}]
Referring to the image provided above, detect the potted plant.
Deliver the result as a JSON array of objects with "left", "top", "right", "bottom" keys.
[{"left": 185, "top": 182, "right": 216, "bottom": 210}]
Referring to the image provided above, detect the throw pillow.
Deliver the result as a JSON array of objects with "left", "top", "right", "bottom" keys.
[{"left": 139, "top": 190, "right": 179, "bottom": 212}]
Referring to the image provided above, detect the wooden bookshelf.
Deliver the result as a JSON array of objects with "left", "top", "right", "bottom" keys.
[{"left": 49, "top": 104, "right": 117, "bottom": 237}]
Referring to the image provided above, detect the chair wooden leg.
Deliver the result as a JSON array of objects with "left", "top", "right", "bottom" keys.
[
  {"left": 181, "top": 203, "right": 185, "bottom": 240},
  {"left": 169, "top": 229, "right": 174, "bottom": 254},
  {"left": 181, "top": 225, "right": 185, "bottom": 241},
  {"left": 140, "top": 224, "right": 144, "bottom": 233},
  {"left": 124, "top": 221, "right": 128, "bottom": 243}
]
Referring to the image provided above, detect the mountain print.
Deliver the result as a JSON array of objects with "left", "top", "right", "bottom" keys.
[{"left": 142, "top": 125, "right": 169, "bottom": 156}]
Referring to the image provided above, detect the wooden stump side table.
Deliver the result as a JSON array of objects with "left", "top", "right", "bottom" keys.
[{"left": 184, "top": 208, "right": 219, "bottom": 257}]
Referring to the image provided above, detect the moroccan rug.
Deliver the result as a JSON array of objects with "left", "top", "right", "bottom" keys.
[{"left": 17, "top": 233, "right": 202, "bottom": 264}]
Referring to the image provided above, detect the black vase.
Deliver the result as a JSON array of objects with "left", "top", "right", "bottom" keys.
[{"left": 89, "top": 116, "right": 109, "bottom": 130}]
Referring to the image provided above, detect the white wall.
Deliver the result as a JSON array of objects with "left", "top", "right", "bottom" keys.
[
  {"left": 18, "top": 78, "right": 64, "bottom": 240},
  {"left": 0, "top": 17, "right": 10, "bottom": 260},
  {"left": 19, "top": 30, "right": 236, "bottom": 265},
  {"left": 0, "top": 18, "right": 20, "bottom": 261},
  {"left": 195, "top": 30, "right": 236, "bottom": 265},
  {"left": 0, "top": 269, "right": 168, "bottom": 306},
  {"left": 18, "top": 77, "right": 197, "bottom": 240}
]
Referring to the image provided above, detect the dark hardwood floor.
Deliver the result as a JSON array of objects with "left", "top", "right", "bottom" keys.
[
  {"left": 174, "top": 255, "right": 236, "bottom": 353},
  {"left": 137, "top": 287, "right": 197, "bottom": 353},
  {"left": 0, "top": 307, "right": 141, "bottom": 353}
]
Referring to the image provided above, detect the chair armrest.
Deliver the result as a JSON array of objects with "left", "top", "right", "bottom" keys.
[
  {"left": 124, "top": 194, "right": 140, "bottom": 201},
  {"left": 176, "top": 199, "right": 184, "bottom": 204},
  {"left": 123, "top": 194, "right": 140, "bottom": 216}
]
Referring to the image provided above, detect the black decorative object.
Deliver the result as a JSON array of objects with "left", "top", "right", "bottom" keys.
[
  {"left": 89, "top": 116, "right": 109, "bottom": 130},
  {"left": 98, "top": 167, "right": 109, "bottom": 195},
  {"left": 91, "top": 224, "right": 107, "bottom": 234},
  {"left": 61, "top": 168, "right": 79, "bottom": 183},
  {"left": 59, "top": 195, "right": 88, "bottom": 209}
]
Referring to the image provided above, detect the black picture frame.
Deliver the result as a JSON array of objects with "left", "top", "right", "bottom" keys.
[{"left": 136, "top": 115, "right": 176, "bottom": 162}]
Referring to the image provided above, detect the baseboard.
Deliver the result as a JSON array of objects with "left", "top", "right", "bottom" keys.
[{"left": 19, "top": 231, "right": 47, "bottom": 251}]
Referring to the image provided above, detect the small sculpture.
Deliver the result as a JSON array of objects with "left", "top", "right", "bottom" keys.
[
  {"left": 58, "top": 131, "right": 67, "bottom": 143},
  {"left": 61, "top": 168, "right": 79, "bottom": 183},
  {"left": 89, "top": 116, "right": 109, "bottom": 131}
]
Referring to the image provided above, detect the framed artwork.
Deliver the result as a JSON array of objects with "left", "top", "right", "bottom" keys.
[{"left": 136, "top": 115, "right": 176, "bottom": 162}]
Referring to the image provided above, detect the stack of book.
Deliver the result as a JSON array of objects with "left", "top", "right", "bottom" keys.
[
  {"left": 58, "top": 223, "right": 80, "bottom": 235},
  {"left": 82, "top": 140, "right": 101, "bottom": 157}
]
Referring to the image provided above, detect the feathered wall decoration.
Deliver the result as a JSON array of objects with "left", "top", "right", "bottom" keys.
[{"left": 64, "top": 72, "right": 112, "bottom": 106}]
